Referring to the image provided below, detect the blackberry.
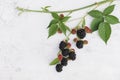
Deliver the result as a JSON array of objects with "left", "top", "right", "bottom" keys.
[
  {"left": 62, "top": 49, "right": 69, "bottom": 56},
  {"left": 61, "top": 58, "right": 68, "bottom": 66},
  {"left": 59, "top": 41, "right": 67, "bottom": 50},
  {"left": 69, "top": 52, "right": 76, "bottom": 60},
  {"left": 56, "top": 64, "right": 63, "bottom": 72},
  {"left": 76, "top": 40, "right": 83, "bottom": 49},
  {"left": 77, "top": 29, "right": 86, "bottom": 39}
]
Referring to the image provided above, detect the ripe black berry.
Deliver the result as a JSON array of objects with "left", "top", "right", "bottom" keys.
[
  {"left": 62, "top": 49, "right": 69, "bottom": 56},
  {"left": 77, "top": 29, "right": 86, "bottom": 39},
  {"left": 59, "top": 41, "right": 67, "bottom": 50},
  {"left": 61, "top": 58, "right": 68, "bottom": 66},
  {"left": 69, "top": 52, "right": 76, "bottom": 60},
  {"left": 76, "top": 40, "right": 83, "bottom": 49},
  {"left": 56, "top": 64, "right": 63, "bottom": 72}
]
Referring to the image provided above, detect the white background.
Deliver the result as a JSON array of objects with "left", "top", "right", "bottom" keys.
[{"left": 0, "top": 0, "right": 120, "bottom": 80}]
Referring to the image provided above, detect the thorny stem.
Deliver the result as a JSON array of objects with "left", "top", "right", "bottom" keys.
[{"left": 17, "top": 0, "right": 114, "bottom": 14}]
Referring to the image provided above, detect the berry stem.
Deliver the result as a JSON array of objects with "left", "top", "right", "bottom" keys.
[
  {"left": 16, "top": 0, "right": 114, "bottom": 14},
  {"left": 57, "top": 51, "right": 61, "bottom": 55},
  {"left": 66, "top": 32, "right": 72, "bottom": 41},
  {"left": 76, "top": 1, "right": 101, "bottom": 29},
  {"left": 65, "top": 0, "right": 105, "bottom": 41},
  {"left": 67, "top": 17, "right": 82, "bottom": 23},
  {"left": 76, "top": 14, "right": 87, "bottom": 29}
]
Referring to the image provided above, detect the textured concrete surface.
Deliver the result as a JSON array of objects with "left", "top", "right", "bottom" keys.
[{"left": 0, "top": 0, "right": 120, "bottom": 80}]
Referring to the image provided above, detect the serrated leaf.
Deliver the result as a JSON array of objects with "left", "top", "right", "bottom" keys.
[
  {"left": 50, "top": 58, "right": 59, "bottom": 65},
  {"left": 103, "top": 5, "right": 115, "bottom": 15},
  {"left": 51, "top": 12, "right": 59, "bottom": 19},
  {"left": 88, "top": 10, "right": 103, "bottom": 18},
  {"left": 105, "top": 15, "right": 119, "bottom": 24},
  {"left": 60, "top": 22, "right": 70, "bottom": 31},
  {"left": 48, "top": 24, "right": 58, "bottom": 38},
  {"left": 59, "top": 22, "right": 67, "bottom": 35},
  {"left": 47, "top": 19, "right": 58, "bottom": 28},
  {"left": 65, "top": 26, "right": 71, "bottom": 32},
  {"left": 98, "top": 22, "right": 111, "bottom": 43},
  {"left": 90, "top": 18, "right": 104, "bottom": 32},
  {"left": 61, "top": 16, "right": 71, "bottom": 22}
]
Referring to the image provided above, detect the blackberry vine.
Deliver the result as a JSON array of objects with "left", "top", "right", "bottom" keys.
[{"left": 17, "top": 0, "right": 120, "bottom": 72}]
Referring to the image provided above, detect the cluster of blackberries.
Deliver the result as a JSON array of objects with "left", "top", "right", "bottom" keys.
[
  {"left": 55, "top": 27, "right": 90, "bottom": 72},
  {"left": 56, "top": 41, "right": 76, "bottom": 72},
  {"left": 76, "top": 29, "right": 86, "bottom": 49}
]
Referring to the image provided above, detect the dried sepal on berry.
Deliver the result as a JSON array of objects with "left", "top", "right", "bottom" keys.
[
  {"left": 73, "top": 38, "right": 78, "bottom": 42},
  {"left": 84, "top": 26, "right": 92, "bottom": 33},
  {"left": 71, "top": 29, "right": 77, "bottom": 34},
  {"left": 67, "top": 42, "right": 71, "bottom": 48},
  {"left": 83, "top": 40, "right": 88, "bottom": 45},
  {"left": 57, "top": 28, "right": 62, "bottom": 34}
]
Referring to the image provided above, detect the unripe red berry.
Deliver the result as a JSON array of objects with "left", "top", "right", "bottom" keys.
[
  {"left": 58, "top": 54, "right": 63, "bottom": 61},
  {"left": 73, "top": 38, "right": 78, "bottom": 42},
  {"left": 83, "top": 40, "right": 88, "bottom": 45},
  {"left": 60, "top": 14, "right": 64, "bottom": 18},
  {"left": 84, "top": 26, "right": 92, "bottom": 33},
  {"left": 71, "top": 29, "right": 76, "bottom": 34}
]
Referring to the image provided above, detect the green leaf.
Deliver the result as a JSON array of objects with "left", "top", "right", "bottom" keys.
[
  {"left": 61, "top": 16, "right": 71, "bottom": 22},
  {"left": 47, "top": 19, "right": 58, "bottom": 28},
  {"left": 48, "top": 24, "right": 58, "bottom": 38},
  {"left": 90, "top": 18, "right": 104, "bottom": 32},
  {"left": 105, "top": 15, "right": 119, "bottom": 24},
  {"left": 59, "top": 22, "right": 67, "bottom": 35},
  {"left": 65, "top": 25, "right": 71, "bottom": 32},
  {"left": 98, "top": 22, "right": 111, "bottom": 43},
  {"left": 60, "top": 22, "right": 70, "bottom": 31},
  {"left": 88, "top": 10, "right": 103, "bottom": 18},
  {"left": 51, "top": 12, "right": 59, "bottom": 19},
  {"left": 82, "top": 18, "right": 86, "bottom": 27},
  {"left": 103, "top": 5, "right": 115, "bottom": 15},
  {"left": 49, "top": 58, "right": 59, "bottom": 65}
]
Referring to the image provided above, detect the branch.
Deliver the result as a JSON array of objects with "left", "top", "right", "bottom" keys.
[{"left": 16, "top": 0, "right": 114, "bottom": 13}]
